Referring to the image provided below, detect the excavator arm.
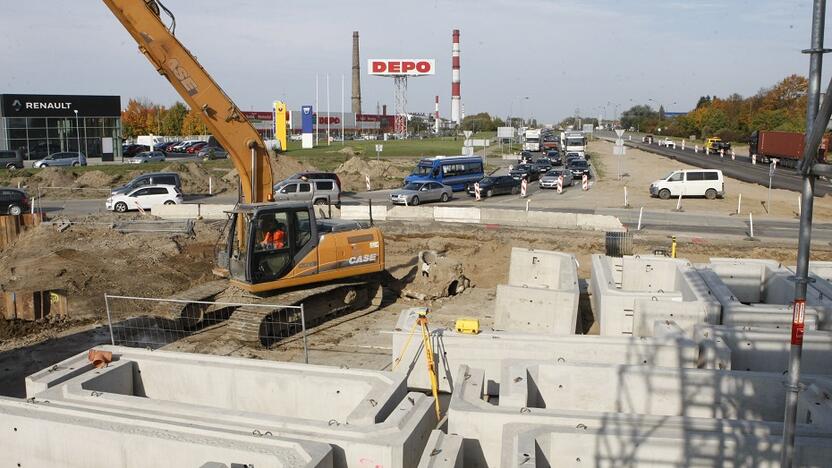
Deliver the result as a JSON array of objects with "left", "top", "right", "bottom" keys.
[{"left": 102, "top": 0, "right": 273, "bottom": 203}]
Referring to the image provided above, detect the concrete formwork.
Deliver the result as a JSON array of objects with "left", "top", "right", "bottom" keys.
[
  {"left": 0, "top": 396, "right": 334, "bottom": 468},
  {"left": 392, "top": 308, "right": 705, "bottom": 395},
  {"left": 494, "top": 248, "right": 579, "bottom": 334},
  {"left": 694, "top": 324, "right": 832, "bottom": 374},
  {"left": 416, "top": 430, "right": 463, "bottom": 468},
  {"left": 449, "top": 365, "right": 832, "bottom": 467},
  {"left": 699, "top": 258, "right": 832, "bottom": 330},
  {"left": 588, "top": 255, "right": 721, "bottom": 336},
  {"left": 26, "top": 346, "right": 434, "bottom": 468}
]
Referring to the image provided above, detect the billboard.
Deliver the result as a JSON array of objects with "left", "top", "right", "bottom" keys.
[
  {"left": 367, "top": 59, "right": 436, "bottom": 76},
  {"left": 301, "top": 106, "right": 314, "bottom": 134},
  {"left": 274, "top": 101, "right": 287, "bottom": 152}
]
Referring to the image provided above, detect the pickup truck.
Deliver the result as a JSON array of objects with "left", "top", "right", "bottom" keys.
[{"left": 705, "top": 137, "right": 731, "bottom": 153}]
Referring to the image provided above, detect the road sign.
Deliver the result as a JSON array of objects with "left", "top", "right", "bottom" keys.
[
  {"left": 615, "top": 138, "right": 624, "bottom": 146},
  {"left": 770, "top": 161, "right": 777, "bottom": 177},
  {"left": 375, "top": 144, "right": 383, "bottom": 152},
  {"left": 613, "top": 145, "right": 626, "bottom": 156},
  {"left": 615, "top": 129, "right": 625, "bottom": 138},
  {"left": 463, "top": 130, "right": 473, "bottom": 139}
]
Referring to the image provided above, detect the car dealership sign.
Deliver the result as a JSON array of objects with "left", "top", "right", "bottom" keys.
[{"left": 368, "top": 59, "right": 436, "bottom": 76}]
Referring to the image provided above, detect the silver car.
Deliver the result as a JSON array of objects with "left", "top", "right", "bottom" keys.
[
  {"left": 33, "top": 151, "right": 86, "bottom": 168},
  {"left": 198, "top": 146, "right": 228, "bottom": 160},
  {"left": 539, "top": 169, "right": 574, "bottom": 189},
  {"left": 128, "top": 151, "right": 166, "bottom": 164},
  {"left": 390, "top": 181, "right": 452, "bottom": 206}
]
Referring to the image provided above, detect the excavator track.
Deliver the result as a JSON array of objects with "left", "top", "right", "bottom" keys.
[{"left": 150, "top": 280, "right": 230, "bottom": 329}]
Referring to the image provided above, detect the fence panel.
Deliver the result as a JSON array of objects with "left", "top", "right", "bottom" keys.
[{"left": 104, "top": 294, "right": 308, "bottom": 362}]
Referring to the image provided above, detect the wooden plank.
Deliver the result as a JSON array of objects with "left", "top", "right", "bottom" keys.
[{"left": 1, "top": 290, "right": 68, "bottom": 321}]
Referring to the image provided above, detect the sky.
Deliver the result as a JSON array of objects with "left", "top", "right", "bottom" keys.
[{"left": 0, "top": 0, "right": 826, "bottom": 123}]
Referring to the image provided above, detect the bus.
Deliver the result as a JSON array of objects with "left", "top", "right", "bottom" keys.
[{"left": 404, "top": 156, "right": 485, "bottom": 191}]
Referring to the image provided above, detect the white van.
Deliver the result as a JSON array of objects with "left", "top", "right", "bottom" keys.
[{"left": 650, "top": 169, "right": 724, "bottom": 200}]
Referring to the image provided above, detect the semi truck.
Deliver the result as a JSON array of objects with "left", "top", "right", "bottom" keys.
[
  {"left": 523, "top": 129, "right": 542, "bottom": 152},
  {"left": 563, "top": 131, "right": 586, "bottom": 153},
  {"left": 749, "top": 130, "right": 830, "bottom": 168}
]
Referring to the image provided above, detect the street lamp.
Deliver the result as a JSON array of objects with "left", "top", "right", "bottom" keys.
[{"left": 73, "top": 110, "right": 82, "bottom": 164}]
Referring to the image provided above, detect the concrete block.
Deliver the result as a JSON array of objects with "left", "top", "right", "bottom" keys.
[
  {"left": 434, "top": 206, "right": 481, "bottom": 224},
  {"left": 525, "top": 210, "right": 577, "bottom": 229},
  {"left": 480, "top": 208, "right": 527, "bottom": 226},
  {"left": 27, "top": 346, "right": 434, "bottom": 468},
  {"left": 387, "top": 205, "right": 435, "bottom": 221},
  {"left": 0, "top": 396, "right": 334, "bottom": 468},
  {"left": 589, "top": 255, "right": 721, "bottom": 336},
  {"left": 392, "top": 308, "right": 699, "bottom": 394},
  {"left": 340, "top": 204, "right": 388, "bottom": 221},
  {"left": 797, "top": 261, "right": 832, "bottom": 330},
  {"left": 576, "top": 213, "right": 624, "bottom": 231},
  {"left": 151, "top": 203, "right": 200, "bottom": 219},
  {"left": 417, "top": 431, "right": 463, "bottom": 468},
  {"left": 695, "top": 324, "right": 832, "bottom": 374},
  {"left": 700, "top": 258, "right": 832, "bottom": 330},
  {"left": 197, "top": 203, "right": 234, "bottom": 220}
]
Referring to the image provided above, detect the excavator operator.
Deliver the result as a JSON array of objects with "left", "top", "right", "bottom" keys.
[{"left": 259, "top": 217, "right": 285, "bottom": 250}]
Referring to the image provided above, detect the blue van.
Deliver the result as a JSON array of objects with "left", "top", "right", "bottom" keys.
[{"left": 404, "top": 156, "right": 484, "bottom": 191}]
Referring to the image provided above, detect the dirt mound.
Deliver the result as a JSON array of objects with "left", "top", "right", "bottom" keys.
[
  {"left": 401, "top": 251, "right": 471, "bottom": 302},
  {"left": 334, "top": 146, "right": 362, "bottom": 156},
  {"left": 30, "top": 167, "right": 76, "bottom": 189},
  {"left": 335, "top": 156, "right": 410, "bottom": 192},
  {"left": 272, "top": 154, "right": 310, "bottom": 182},
  {"left": 162, "top": 162, "right": 235, "bottom": 195},
  {"left": 75, "top": 170, "right": 119, "bottom": 188}
]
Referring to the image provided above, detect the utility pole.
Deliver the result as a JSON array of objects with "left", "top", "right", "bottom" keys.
[{"left": 781, "top": 0, "right": 827, "bottom": 465}]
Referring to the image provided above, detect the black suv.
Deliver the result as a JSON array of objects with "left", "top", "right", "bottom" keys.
[
  {"left": 0, "top": 188, "right": 29, "bottom": 215},
  {"left": 509, "top": 164, "right": 540, "bottom": 182},
  {"left": 466, "top": 176, "right": 519, "bottom": 197}
]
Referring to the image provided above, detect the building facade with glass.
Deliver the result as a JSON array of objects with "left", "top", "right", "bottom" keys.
[{"left": 0, "top": 94, "right": 122, "bottom": 161}]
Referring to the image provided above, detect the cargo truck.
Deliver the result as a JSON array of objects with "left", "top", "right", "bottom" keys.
[
  {"left": 749, "top": 130, "right": 830, "bottom": 168},
  {"left": 523, "top": 129, "right": 543, "bottom": 152}
]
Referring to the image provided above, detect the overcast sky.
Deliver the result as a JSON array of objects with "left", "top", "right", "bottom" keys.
[{"left": 0, "top": 0, "right": 825, "bottom": 123}]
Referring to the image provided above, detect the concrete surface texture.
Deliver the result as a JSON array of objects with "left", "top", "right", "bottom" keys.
[
  {"left": 0, "top": 396, "right": 334, "bottom": 468},
  {"left": 449, "top": 365, "right": 832, "bottom": 467},
  {"left": 694, "top": 324, "right": 832, "bottom": 374},
  {"left": 494, "top": 248, "right": 579, "bottom": 334},
  {"left": 701, "top": 257, "right": 832, "bottom": 330},
  {"left": 392, "top": 308, "right": 703, "bottom": 394},
  {"left": 589, "top": 254, "right": 721, "bottom": 336},
  {"left": 25, "top": 346, "right": 434, "bottom": 468},
  {"left": 417, "top": 430, "right": 464, "bottom": 468}
]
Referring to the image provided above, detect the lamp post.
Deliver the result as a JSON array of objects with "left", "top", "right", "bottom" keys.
[{"left": 73, "top": 110, "right": 82, "bottom": 164}]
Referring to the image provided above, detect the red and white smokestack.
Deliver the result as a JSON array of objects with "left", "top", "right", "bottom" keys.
[
  {"left": 434, "top": 95, "right": 440, "bottom": 133},
  {"left": 451, "top": 29, "right": 461, "bottom": 125}
]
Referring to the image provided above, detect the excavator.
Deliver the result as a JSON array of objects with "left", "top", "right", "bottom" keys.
[{"left": 103, "top": 0, "right": 386, "bottom": 344}]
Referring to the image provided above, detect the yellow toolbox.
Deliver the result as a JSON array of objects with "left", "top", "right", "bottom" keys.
[{"left": 455, "top": 318, "right": 480, "bottom": 335}]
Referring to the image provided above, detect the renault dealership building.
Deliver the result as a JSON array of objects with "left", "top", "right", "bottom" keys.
[{"left": 0, "top": 94, "right": 122, "bottom": 160}]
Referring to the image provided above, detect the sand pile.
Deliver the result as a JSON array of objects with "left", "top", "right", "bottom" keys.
[
  {"left": 335, "top": 156, "right": 410, "bottom": 192},
  {"left": 401, "top": 251, "right": 471, "bottom": 302},
  {"left": 162, "top": 162, "right": 235, "bottom": 195}
]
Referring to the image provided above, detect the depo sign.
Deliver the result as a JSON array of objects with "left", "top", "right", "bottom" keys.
[{"left": 368, "top": 59, "right": 436, "bottom": 76}]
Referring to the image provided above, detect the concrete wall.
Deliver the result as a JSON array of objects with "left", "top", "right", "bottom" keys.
[
  {"left": 0, "top": 396, "right": 334, "bottom": 468},
  {"left": 27, "top": 346, "right": 434, "bottom": 468},
  {"left": 694, "top": 324, "right": 832, "bottom": 375},
  {"left": 417, "top": 431, "right": 463, "bottom": 468},
  {"left": 494, "top": 248, "right": 580, "bottom": 334},
  {"left": 392, "top": 308, "right": 701, "bottom": 394},
  {"left": 589, "top": 255, "right": 721, "bottom": 336}
]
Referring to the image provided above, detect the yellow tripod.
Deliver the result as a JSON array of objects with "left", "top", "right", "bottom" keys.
[{"left": 392, "top": 309, "right": 442, "bottom": 421}]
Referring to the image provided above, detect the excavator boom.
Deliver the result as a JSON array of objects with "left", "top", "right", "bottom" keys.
[{"left": 102, "top": 0, "right": 273, "bottom": 203}]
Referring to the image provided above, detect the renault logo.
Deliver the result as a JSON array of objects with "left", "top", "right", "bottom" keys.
[{"left": 11, "top": 99, "right": 22, "bottom": 112}]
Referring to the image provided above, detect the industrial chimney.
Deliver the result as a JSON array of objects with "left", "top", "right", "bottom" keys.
[
  {"left": 351, "top": 31, "right": 362, "bottom": 114},
  {"left": 434, "top": 96, "right": 440, "bottom": 133},
  {"left": 451, "top": 29, "right": 461, "bottom": 125}
]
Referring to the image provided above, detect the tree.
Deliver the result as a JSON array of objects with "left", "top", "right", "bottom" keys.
[
  {"left": 695, "top": 96, "right": 712, "bottom": 109},
  {"left": 658, "top": 105, "right": 666, "bottom": 121},
  {"left": 620, "top": 105, "right": 657, "bottom": 131},
  {"left": 162, "top": 102, "right": 188, "bottom": 136},
  {"left": 181, "top": 108, "right": 207, "bottom": 136},
  {"left": 121, "top": 98, "right": 154, "bottom": 139},
  {"left": 461, "top": 112, "right": 499, "bottom": 132}
]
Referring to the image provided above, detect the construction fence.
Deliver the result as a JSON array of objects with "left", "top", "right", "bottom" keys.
[{"left": 103, "top": 294, "right": 309, "bottom": 363}]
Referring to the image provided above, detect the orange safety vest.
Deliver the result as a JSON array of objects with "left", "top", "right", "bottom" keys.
[{"left": 264, "top": 230, "right": 285, "bottom": 249}]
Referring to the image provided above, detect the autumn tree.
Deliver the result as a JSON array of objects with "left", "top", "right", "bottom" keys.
[
  {"left": 162, "top": 102, "right": 188, "bottom": 136},
  {"left": 181, "top": 108, "right": 207, "bottom": 136}
]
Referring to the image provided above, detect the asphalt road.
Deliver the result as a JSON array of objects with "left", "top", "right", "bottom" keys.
[{"left": 596, "top": 130, "right": 832, "bottom": 195}]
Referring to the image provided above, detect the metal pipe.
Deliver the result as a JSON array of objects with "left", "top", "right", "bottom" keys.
[{"left": 782, "top": 0, "right": 827, "bottom": 464}]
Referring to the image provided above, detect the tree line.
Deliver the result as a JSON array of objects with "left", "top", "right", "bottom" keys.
[
  {"left": 620, "top": 74, "right": 808, "bottom": 141},
  {"left": 121, "top": 98, "right": 209, "bottom": 139}
]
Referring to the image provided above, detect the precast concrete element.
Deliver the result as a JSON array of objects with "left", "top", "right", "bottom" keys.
[
  {"left": 392, "top": 308, "right": 701, "bottom": 394},
  {"left": 386, "top": 205, "right": 434, "bottom": 221},
  {"left": 797, "top": 261, "right": 832, "bottom": 329},
  {"left": 654, "top": 319, "right": 731, "bottom": 369},
  {"left": 497, "top": 361, "right": 832, "bottom": 423},
  {"left": 588, "top": 255, "right": 721, "bottom": 336},
  {"left": 417, "top": 430, "right": 463, "bottom": 468},
  {"left": 576, "top": 213, "right": 624, "bottom": 231},
  {"left": 433, "top": 206, "right": 481, "bottom": 224},
  {"left": 694, "top": 324, "right": 832, "bottom": 374},
  {"left": 449, "top": 365, "right": 832, "bottom": 467},
  {"left": 0, "top": 396, "right": 333, "bottom": 468},
  {"left": 27, "top": 346, "right": 434, "bottom": 468},
  {"left": 494, "top": 248, "right": 579, "bottom": 334},
  {"left": 499, "top": 423, "right": 832, "bottom": 468},
  {"left": 340, "top": 204, "right": 388, "bottom": 221},
  {"left": 151, "top": 203, "right": 200, "bottom": 219},
  {"left": 699, "top": 258, "right": 832, "bottom": 330}
]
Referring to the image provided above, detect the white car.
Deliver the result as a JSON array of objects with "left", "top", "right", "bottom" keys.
[
  {"left": 658, "top": 138, "right": 677, "bottom": 149},
  {"left": 106, "top": 185, "right": 183, "bottom": 212}
]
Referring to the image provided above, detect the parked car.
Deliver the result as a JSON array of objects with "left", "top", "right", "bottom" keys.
[
  {"left": 198, "top": 146, "right": 228, "bottom": 160},
  {"left": 123, "top": 144, "right": 150, "bottom": 157},
  {"left": 650, "top": 169, "right": 724, "bottom": 200},
  {"left": 171, "top": 140, "right": 202, "bottom": 152},
  {"left": 0, "top": 187, "right": 29, "bottom": 215},
  {"left": 128, "top": 151, "right": 166, "bottom": 164},
  {"left": 272, "top": 178, "right": 341, "bottom": 206},
  {"left": 288, "top": 172, "right": 343, "bottom": 191},
  {"left": 509, "top": 164, "right": 540, "bottom": 182},
  {"left": 33, "top": 152, "right": 87, "bottom": 168},
  {"left": 567, "top": 159, "right": 591, "bottom": 178},
  {"left": 153, "top": 142, "right": 171, "bottom": 152},
  {"left": 390, "top": 181, "right": 453, "bottom": 205},
  {"left": 111, "top": 172, "right": 182, "bottom": 196},
  {"left": 27, "top": 142, "right": 62, "bottom": 160},
  {"left": 106, "top": 185, "right": 183, "bottom": 213},
  {"left": 162, "top": 141, "right": 181, "bottom": 152},
  {"left": 0, "top": 149, "right": 24, "bottom": 170},
  {"left": 466, "top": 176, "right": 520, "bottom": 197},
  {"left": 186, "top": 142, "right": 208, "bottom": 154},
  {"left": 539, "top": 169, "right": 574, "bottom": 189},
  {"left": 658, "top": 138, "right": 677, "bottom": 149}
]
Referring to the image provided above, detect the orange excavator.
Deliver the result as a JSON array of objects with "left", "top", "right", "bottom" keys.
[{"left": 103, "top": 0, "right": 385, "bottom": 343}]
